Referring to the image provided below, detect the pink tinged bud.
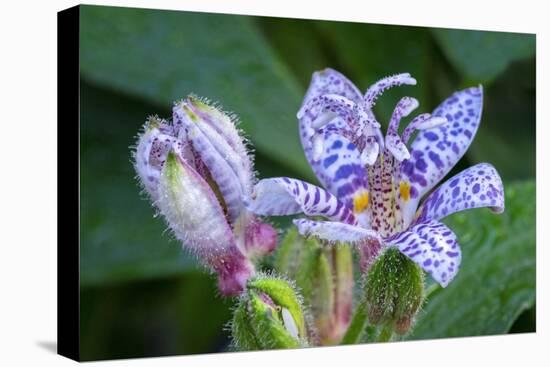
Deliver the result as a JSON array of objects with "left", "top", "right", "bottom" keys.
[
  {"left": 215, "top": 246, "right": 255, "bottom": 296},
  {"left": 359, "top": 238, "right": 382, "bottom": 272},
  {"left": 244, "top": 221, "right": 278, "bottom": 258},
  {"left": 157, "top": 151, "right": 253, "bottom": 296}
]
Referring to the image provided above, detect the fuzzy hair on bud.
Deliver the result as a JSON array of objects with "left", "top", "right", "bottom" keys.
[
  {"left": 230, "top": 273, "right": 311, "bottom": 350},
  {"left": 363, "top": 247, "right": 425, "bottom": 335},
  {"left": 157, "top": 151, "right": 253, "bottom": 296}
]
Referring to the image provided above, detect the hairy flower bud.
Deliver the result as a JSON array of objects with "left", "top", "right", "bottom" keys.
[
  {"left": 133, "top": 97, "right": 278, "bottom": 296},
  {"left": 363, "top": 247, "right": 424, "bottom": 335},
  {"left": 157, "top": 151, "right": 254, "bottom": 296},
  {"left": 231, "top": 275, "right": 308, "bottom": 350}
]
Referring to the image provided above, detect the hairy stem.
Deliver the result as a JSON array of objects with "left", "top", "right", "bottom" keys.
[{"left": 340, "top": 301, "right": 369, "bottom": 344}]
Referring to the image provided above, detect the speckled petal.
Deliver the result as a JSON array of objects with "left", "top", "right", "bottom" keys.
[
  {"left": 401, "top": 114, "right": 447, "bottom": 144},
  {"left": 293, "top": 218, "right": 381, "bottom": 244},
  {"left": 245, "top": 178, "right": 357, "bottom": 225},
  {"left": 312, "top": 134, "right": 369, "bottom": 208},
  {"left": 298, "top": 94, "right": 357, "bottom": 150},
  {"left": 297, "top": 95, "right": 360, "bottom": 191},
  {"left": 416, "top": 163, "right": 504, "bottom": 223},
  {"left": 398, "top": 86, "right": 484, "bottom": 226},
  {"left": 388, "top": 220, "right": 461, "bottom": 287},
  {"left": 302, "top": 68, "right": 363, "bottom": 104}
]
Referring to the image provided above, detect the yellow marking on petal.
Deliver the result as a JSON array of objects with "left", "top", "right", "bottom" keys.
[
  {"left": 399, "top": 181, "right": 411, "bottom": 202},
  {"left": 353, "top": 191, "right": 370, "bottom": 213}
]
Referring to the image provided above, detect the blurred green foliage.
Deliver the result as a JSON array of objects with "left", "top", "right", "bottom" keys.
[{"left": 78, "top": 5, "right": 536, "bottom": 360}]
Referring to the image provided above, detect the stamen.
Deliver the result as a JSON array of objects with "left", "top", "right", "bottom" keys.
[
  {"left": 360, "top": 136, "right": 379, "bottom": 166},
  {"left": 312, "top": 133, "right": 325, "bottom": 161},
  {"left": 384, "top": 97, "right": 418, "bottom": 162},
  {"left": 363, "top": 73, "right": 417, "bottom": 108},
  {"left": 387, "top": 97, "right": 419, "bottom": 136},
  {"left": 311, "top": 111, "right": 338, "bottom": 129},
  {"left": 386, "top": 135, "right": 410, "bottom": 162}
]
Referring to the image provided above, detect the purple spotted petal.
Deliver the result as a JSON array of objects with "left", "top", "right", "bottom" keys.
[
  {"left": 293, "top": 218, "right": 381, "bottom": 244},
  {"left": 387, "top": 220, "right": 461, "bottom": 287},
  {"left": 298, "top": 94, "right": 356, "bottom": 145},
  {"left": 416, "top": 163, "right": 505, "bottom": 223},
  {"left": 245, "top": 178, "right": 357, "bottom": 225},
  {"left": 302, "top": 68, "right": 363, "bottom": 104},
  {"left": 398, "top": 86, "right": 484, "bottom": 226},
  {"left": 299, "top": 70, "right": 362, "bottom": 187},
  {"left": 311, "top": 133, "right": 369, "bottom": 207}
]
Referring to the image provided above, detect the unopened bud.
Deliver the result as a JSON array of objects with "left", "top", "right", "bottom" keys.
[
  {"left": 363, "top": 247, "right": 424, "bottom": 335},
  {"left": 231, "top": 275, "right": 308, "bottom": 350}
]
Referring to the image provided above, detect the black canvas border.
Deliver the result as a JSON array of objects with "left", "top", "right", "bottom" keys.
[{"left": 57, "top": 4, "right": 80, "bottom": 362}]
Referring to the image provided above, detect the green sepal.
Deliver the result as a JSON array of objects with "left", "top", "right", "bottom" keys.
[
  {"left": 274, "top": 226, "right": 321, "bottom": 301},
  {"left": 311, "top": 249, "right": 335, "bottom": 341},
  {"left": 247, "top": 290, "right": 302, "bottom": 349},
  {"left": 247, "top": 275, "right": 307, "bottom": 338},
  {"left": 231, "top": 298, "right": 261, "bottom": 351},
  {"left": 363, "top": 247, "right": 424, "bottom": 335}
]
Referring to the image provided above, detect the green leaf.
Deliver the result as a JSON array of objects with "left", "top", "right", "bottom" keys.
[
  {"left": 409, "top": 180, "right": 536, "bottom": 339},
  {"left": 466, "top": 59, "right": 535, "bottom": 180},
  {"left": 79, "top": 5, "right": 312, "bottom": 179},
  {"left": 432, "top": 29, "right": 535, "bottom": 84},
  {"left": 255, "top": 17, "right": 331, "bottom": 88}
]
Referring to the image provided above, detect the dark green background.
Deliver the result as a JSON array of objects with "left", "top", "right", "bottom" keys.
[{"left": 78, "top": 5, "right": 536, "bottom": 360}]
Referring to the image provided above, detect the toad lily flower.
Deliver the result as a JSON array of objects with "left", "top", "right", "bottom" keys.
[
  {"left": 246, "top": 68, "right": 504, "bottom": 287},
  {"left": 133, "top": 96, "right": 277, "bottom": 296}
]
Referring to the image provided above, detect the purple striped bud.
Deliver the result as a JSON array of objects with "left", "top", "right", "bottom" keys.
[{"left": 133, "top": 97, "right": 278, "bottom": 296}]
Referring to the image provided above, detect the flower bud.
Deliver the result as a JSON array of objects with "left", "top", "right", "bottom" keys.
[
  {"left": 173, "top": 96, "right": 253, "bottom": 225},
  {"left": 244, "top": 220, "right": 278, "bottom": 258},
  {"left": 363, "top": 247, "right": 424, "bottom": 335},
  {"left": 231, "top": 275, "right": 308, "bottom": 350},
  {"left": 133, "top": 96, "right": 280, "bottom": 297},
  {"left": 157, "top": 150, "right": 253, "bottom": 296}
]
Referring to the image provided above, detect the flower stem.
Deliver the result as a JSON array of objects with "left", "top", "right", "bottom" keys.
[
  {"left": 340, "top": 301, "right": 369, "bottom": 344},
  {"left": 376, "top": 325, "right": 393, "bottom": 342}
]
